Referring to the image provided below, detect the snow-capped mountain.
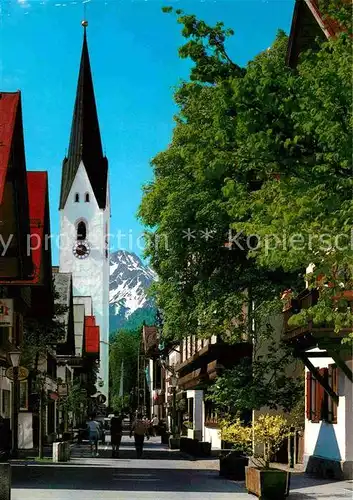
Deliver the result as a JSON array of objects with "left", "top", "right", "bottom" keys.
[{"left": 109, "top": 250, "right": 157, "bottom": 334}]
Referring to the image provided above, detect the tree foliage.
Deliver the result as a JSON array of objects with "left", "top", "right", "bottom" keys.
[
  {"left": 206, "top": 338, "right": 303, "bottom": 416},
  {"left": 139, "top": 6, "right": 352, "bottom": 344},
  {"left": 109, "top": 329, "right": 141, "bottom": 410}
]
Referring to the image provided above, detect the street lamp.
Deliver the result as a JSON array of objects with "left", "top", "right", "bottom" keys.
[
  {"left": 170, "top": 374, "right": 178, "bottom": 437},
  {"left": 9, "top": 350, "right": 20, "bottom": 458}
]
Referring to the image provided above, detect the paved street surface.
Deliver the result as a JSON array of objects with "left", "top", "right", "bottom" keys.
[{"left": 11, "top": 436, "right": 353, "bottom": 499}]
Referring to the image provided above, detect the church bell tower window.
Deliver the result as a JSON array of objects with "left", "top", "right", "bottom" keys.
[
  {"left": 85, "top": 193, "right": 90, "bottom": 202},
  {"left": 74, "top": 193, "right": 80, "bottom": 203},
  {"left": 77, "top": 221, "right": 87, "bottom": 241}
]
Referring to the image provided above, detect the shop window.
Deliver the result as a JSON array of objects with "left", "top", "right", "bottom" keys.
[
  {"left": 2, "top": 390, "right": 10, "bottom": 418},
  {"left": 19, "top": 381, "right": 28, "bottom": 410},
  {"left": 306, "top": 365, "right": 338, "bottom": 424}
]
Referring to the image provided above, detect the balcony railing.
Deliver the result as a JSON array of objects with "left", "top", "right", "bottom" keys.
[{"left": 283, "top": 288, "right": 352, "bottom": 342}]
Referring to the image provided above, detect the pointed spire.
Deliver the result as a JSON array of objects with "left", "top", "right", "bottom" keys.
[{"left": 60, "top": 23, "right": 108, "bottom": 210}]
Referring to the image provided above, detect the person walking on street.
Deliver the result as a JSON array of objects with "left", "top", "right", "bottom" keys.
[
  {"left": 130, "top": 412, "right": 147, "bottom": 458},
  {"left": 86, "top": 414, "right": 100, "bottom": 457},
  {"left": 110, "top": 411, "right": 123, "bottom": 458},
  {"left": 152, "top": 414, "right": 159, "bottom": 436}
]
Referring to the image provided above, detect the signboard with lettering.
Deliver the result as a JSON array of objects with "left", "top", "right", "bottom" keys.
[
  {"left": 57, "top": 383, "right": 68, "bottom": 397},
  {"left": 6, "top": 366, "right": 29, "bottom": 381},
  {"left": 0, "top": 299, "right": 13, "bottom": 327}
]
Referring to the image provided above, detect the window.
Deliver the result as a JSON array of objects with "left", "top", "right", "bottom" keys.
[
  {"left": 205, "top": 402, "right": 219, "bottom": 427},
  {"left": 2, "top": 390, "right": 10, "bottom": 418},
  {"left": 306, "top": 365, "right": 338, "bottom": 424},
  {"left": 85, "top": 193, "right": 90, "bottom": 202},
  {"left": 77, "top": 221, "right": 86, "bottom": 241},
  {"left": 188, "top": 398, "right": 194, "bottom": 425},
  {"left": 19, "top": 381, "right": 28, "bottom": 410},
  {"left": 74, "top": 193, "right": 79, "bottom": 203}
]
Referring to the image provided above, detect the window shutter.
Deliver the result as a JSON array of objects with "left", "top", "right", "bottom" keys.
[
  {"left": 311, "top": 375, "right": 319, "bottom": 423},
  {"left": 321, "top": 368, "right": 329, "bottom": 421},
  {"left": 328, "top": 364, "right": 338, "bottom": 424},
  {"left": 306, "top": 371, "right": 312, "bottom": 420}
]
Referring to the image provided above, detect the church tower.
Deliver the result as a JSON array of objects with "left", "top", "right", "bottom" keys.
[{"left": 59, "top": 23, "right": 110, "bottom": 399}]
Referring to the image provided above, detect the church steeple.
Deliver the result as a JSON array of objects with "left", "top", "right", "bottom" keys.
[{"left": 60, "top": 22, "right": 108, "bottom": 210}]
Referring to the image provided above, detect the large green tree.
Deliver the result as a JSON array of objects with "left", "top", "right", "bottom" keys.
[
  {"left": 139, "top": 9, "right": 300, "bottom": 343},
  {"left": 109, "top": 329, "right": 141, "bottom": 410},
  {"left": 139, "top": 6, "right": 352, "bottom": 345}
]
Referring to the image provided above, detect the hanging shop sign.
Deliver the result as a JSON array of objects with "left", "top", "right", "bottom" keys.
[
  {"left": 49, "top": 391, "right": 59, "bottom": 401},
  {"left": 5, "top": 366, "right": 29, "bottom": 381},
  {"left": 57, "top": 383, "right": 68, "bottom": 397},
  {"left": 96, "top": 394, "right": 106, "bottom": 405},
  {"left": 0, "top": 299, "right": 13, "bottom": 327}
]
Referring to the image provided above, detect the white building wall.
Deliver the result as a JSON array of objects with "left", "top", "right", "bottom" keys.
[
  {"left": 304, "top": 350, "right": 352, "bottom": 470},
  {"left": 59, "top": 162, "right": 110, "bottom": 398},
  {"left": 187, "top": 389, "right": 203, "bottom": 441},
  {"left": 204, "top": 426, "right": 222, "bottom": 449},
  {"left": 345, "top": 360, "right": 353, "bottom": 465}
]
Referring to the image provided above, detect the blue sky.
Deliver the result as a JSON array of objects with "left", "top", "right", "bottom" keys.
[{"left": 0, "top": 0, "right": 295, "bottom": 263}]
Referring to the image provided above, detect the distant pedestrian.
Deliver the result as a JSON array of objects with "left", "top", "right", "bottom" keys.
[
  {"left": 86, "top": 414, "right": 100, "bottom": 457},
  {"left": 110, "top": 411, "right": 123, "bottom": 458},
  {"left": 152, "top": 415, "right": 159, "bottom": 436},
  {"left": 130, "top": 412, "right": 147, "bottom": 458}
]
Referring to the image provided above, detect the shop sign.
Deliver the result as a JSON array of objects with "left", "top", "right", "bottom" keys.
[
  {"left": 57, "top": 383, "right": 68, "bottom": 397},
  {"left": 49, "top": 391, "right": 59, "bottom": 401},
  {"left": 6, "top": 366, "right": 29, "bottom": 381},
  {"left": 0, "top": 299, "right": 13, "bottom": 327}
]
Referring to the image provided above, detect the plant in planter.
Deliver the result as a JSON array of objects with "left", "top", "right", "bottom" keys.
[
  {"left": 246, "top": 414, "right": 291, "bottom": 499},
  {"left": 219, "top": 418, "right": 252, "bottom": 480}
]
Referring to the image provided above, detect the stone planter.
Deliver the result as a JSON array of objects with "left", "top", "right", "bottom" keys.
[
  {"left": 161, "top": 432, "right": 170, "bottom": 445},
  {"left": 180, "top": 437, "right": 189, "bottom": 452},
  {"left": 198, "top": 441, "right": 211, "bottom": 457},
  {"left": 245, "top": 466, "right": 290, "bottom": 499},
  {"left": 169, "top": 437, "right": 180, "bottom": 450},
  {"left": 219, "top": 451, "right": 249, "bottom": 480}
]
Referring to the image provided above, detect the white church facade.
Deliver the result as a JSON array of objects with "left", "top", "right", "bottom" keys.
[{"left": 59, "top": 25, "right": 110, "bottom": 399}]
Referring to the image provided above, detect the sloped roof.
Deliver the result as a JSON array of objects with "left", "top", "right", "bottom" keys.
[
  {"left": 27, "top": 172, "right": 47, "bottom": 283},
  {"left": 287, "top": 0, "right": 347, "bottom": 66},
  {"left": 59, "top": 28, "right": 108, "bottom": 210},
  {"left": 0, "top": 92, "right": 20, "bottom": 204},
  {"left": 0, "top": 171, "right": 50, "bottom": 286},
  {"left": 305, "top": 0, "right": 344, "bottom": 37}
]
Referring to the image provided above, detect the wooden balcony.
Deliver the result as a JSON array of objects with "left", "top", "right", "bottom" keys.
[
  {"left": 283, "top": 288, "right": 352, "bottom": 347},
  {"left": 176, "top": 341, "right": 252, "bottom": 390}
]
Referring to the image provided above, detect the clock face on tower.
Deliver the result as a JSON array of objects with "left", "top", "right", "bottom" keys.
[{"left": 73, "top": 240, "right": 91, "bottom": 259}]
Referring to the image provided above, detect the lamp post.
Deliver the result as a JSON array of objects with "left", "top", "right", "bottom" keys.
[
  {"left": 9, "top": 350, "right": 20, "bottom": 458},
  {"left": 170, "top": 374, "right": 178, "bottom": 437}
]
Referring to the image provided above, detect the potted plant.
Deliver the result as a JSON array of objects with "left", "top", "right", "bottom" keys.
[
  {"left": 246, "top": 414, "right": 291, "bottom": 499},
  {"left": 219, "top": 418, "right": 252, "bottom": 480}
]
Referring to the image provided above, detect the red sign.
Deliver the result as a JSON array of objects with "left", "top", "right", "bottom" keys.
[{"left": 49, "top": 391, "right": 59, "bottom": 401}]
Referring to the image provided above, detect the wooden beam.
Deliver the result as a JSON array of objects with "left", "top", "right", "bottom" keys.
[
  {"left": 296, "top": 351, "right": 339, "bottom": 404},
  {"left": 326, "top": 350, "right": 353, "bottom": 384},
  {"left": 305, "top": 351, "right": 332, "bottom": 358}
]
